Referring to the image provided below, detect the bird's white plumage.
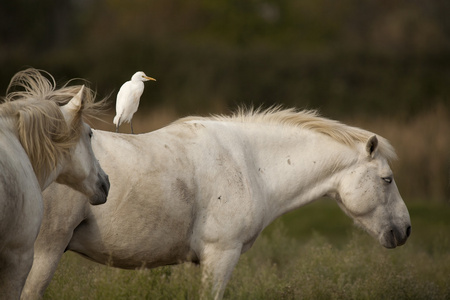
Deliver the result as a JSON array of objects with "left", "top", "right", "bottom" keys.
[{"left": 113, "top": 71, "right": 155, "bottom": 133}]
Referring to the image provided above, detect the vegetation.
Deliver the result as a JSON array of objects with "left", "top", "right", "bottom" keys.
[
  {"left": 44, "top": 200, "right": 450, "bottom": 299},
  {"left": 1, "top": 0, "right": 448, "bottom": 116}
]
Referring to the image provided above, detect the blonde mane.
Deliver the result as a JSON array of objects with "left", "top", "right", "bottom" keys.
[
  {"left": 1, "top": 68, "right": 107, "bottom": 184},
  {"left": 177, "top": 106, "right": 397, "bottom": 161}
]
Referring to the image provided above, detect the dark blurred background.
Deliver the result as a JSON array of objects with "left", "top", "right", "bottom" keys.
[{"left": 1, "top": 0, "right": 449, "bottom": 201}]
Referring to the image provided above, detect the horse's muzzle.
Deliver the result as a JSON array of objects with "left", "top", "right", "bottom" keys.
[
  {"left": 381, "top": 225, "right": 411, "bottom": 249},
  {"left": 90, "top": 173, "right": 110, "bottom": 205}
]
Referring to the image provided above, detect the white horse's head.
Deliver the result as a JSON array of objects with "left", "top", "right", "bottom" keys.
[
  {"left": 335, "top": 136, "right": 411, "bottom": 248},
  {"left": 6, "top": 68, "right": 110, "bottom": 205},
  {"left": 56, "top": 86, "right": 110, "bottom": 205}
]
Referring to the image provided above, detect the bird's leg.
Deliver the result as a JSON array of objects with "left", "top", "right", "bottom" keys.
[{"left": 130, "top": 121, "right": 134, "bottom": 134}]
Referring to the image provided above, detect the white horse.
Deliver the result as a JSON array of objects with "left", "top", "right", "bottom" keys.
[
  {"left": 24, "top": 107, "right": 411, "bottom": 299},
  {"left": 0, "top": 69, "right": 110, "bottom": 299}
]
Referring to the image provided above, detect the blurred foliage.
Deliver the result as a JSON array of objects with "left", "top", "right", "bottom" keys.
[
  {"left": 0, "top": 0, "right": 449, "bottom": 201},
  {"left": 1, "top": 0, "right": 449, "bottom": 117}
]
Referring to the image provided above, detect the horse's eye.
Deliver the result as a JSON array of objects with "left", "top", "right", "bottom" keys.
[
  {"left": 382, "top": 177, "right": 392, "bottom": 184},
  {"left": 88, "top": 130, "right": 93, "bottom": 138}
]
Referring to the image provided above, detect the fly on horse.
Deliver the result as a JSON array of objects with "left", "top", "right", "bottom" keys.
[
  {"left": 0, "top": 69, "right": 110, "bottom": 298},
  {"left": 24, "top": 107, "right": 410, "bottom": 299}
]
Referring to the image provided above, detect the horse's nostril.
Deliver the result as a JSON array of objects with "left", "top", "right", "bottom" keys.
[
  {"left": 102, "top": 181, "right": 109, "bottom": 197},
  {"left": 406, "top": 226, "right": 411, "bottom": 238}
]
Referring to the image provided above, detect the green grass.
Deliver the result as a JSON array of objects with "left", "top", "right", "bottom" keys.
[{"left": 44, "top": 200, "right": 450, "bottom": 299}]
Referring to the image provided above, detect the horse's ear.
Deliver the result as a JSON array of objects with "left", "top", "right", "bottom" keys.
[
  {"left": 61, "top": 85, "right": 84, "bottom": 124},
  {"left": 366, "top": 135, "right": 378, "bottom": 158}
]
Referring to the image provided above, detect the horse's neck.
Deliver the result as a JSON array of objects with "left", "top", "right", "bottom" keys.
[
  {"left": 41, "top": 167, "right": 62, "bottom": 190},
  {"left": 0, "top": 117, "right": 57, "bottom": 191},
  {"left": 244, "top": 124, "right": 357, "bottom": 225}
]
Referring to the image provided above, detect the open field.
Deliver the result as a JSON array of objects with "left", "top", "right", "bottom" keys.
[{"left": 43, "top": 200, "right": 450, "bottom": 300}]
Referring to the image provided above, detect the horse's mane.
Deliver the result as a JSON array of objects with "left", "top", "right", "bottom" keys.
[
  {"left": 177, "top": 106, "right": 397, "bottom": 161},
  {"left": 1, "top": 68, "right": 106, "bottom": 184}
]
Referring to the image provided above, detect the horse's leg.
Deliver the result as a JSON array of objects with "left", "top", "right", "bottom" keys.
[
  {"left": 20, "top": 233, "right": 71, "bottom": 300},
  {"left": 21, "top": 208, "right": 79, "bottom": 300},
  {"left": 0, "top": 246, "right": 34, "bottom": 299},
  {"left": 200, "top": 244, "right": 242, "bottom": 300},
  {"left": 21, "top": 188, "right": 83, "bottom": 300}
]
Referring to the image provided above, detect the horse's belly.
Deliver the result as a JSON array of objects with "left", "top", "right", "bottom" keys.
[
  {"left": 68, "top": 210, "right": 197, "bottom": 269},
  {"left": 71, "top": 236, "right": 196, "bottom": 269}
]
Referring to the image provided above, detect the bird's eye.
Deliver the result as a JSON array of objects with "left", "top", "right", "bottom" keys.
[{"left": 382, "top": 176, "right": 392, "bottom": 184}]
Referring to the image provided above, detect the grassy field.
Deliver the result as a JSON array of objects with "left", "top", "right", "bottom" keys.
[{"left": 43, "top": 199, "right": 450, "bottom": 300}]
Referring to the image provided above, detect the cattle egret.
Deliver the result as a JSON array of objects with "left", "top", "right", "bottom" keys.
[{"left": 113, "top": 71, "right": 156, "bottom": 133}]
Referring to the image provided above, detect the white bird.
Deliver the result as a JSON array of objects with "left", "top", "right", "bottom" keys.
[{"left": 113, "top": 71, "right": 156, "bottom": 133}]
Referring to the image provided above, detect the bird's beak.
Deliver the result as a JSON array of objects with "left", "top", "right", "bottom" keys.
[{"left": 144, "top": 76, "right": 156, "bottom": 81}]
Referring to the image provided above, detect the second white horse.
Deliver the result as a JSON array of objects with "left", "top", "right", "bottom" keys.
[{"left": 23, "top": 107, "right": 411, "bottom": 299}]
